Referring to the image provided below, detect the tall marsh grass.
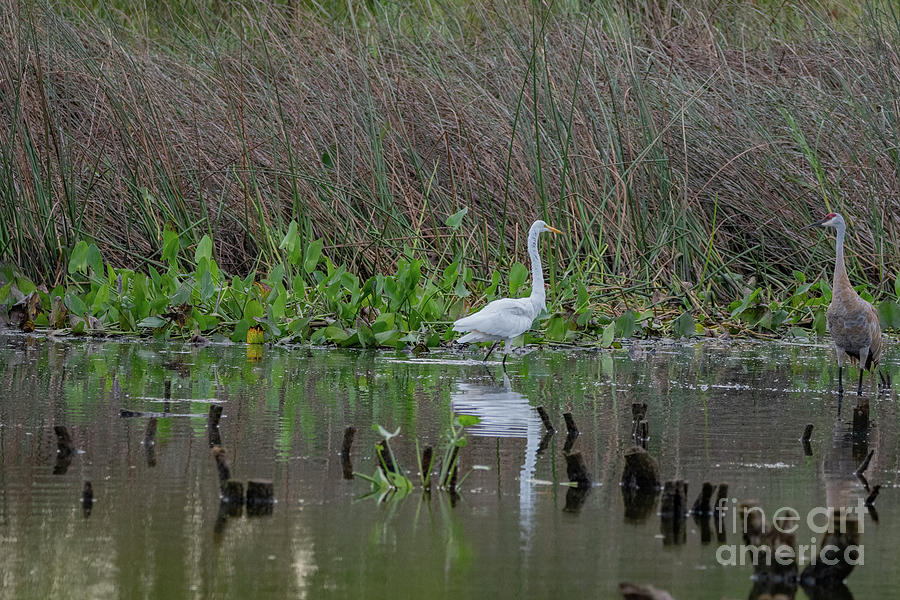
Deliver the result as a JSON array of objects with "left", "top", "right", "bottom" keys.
[{"left": 2, "top": 0, "right": 899, "bottom": 305}]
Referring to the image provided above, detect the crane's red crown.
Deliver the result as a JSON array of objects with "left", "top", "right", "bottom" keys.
[{"left": 824, "top": 212, "right": 837, "bottom": 219}]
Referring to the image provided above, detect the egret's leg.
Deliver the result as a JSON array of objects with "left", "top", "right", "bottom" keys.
[
  {"left": 483, "top": 342, "right": 499, "bottom": 362},
  {"left": 858, "top": 346, "right": 869, "bottom": 397},
  {"left": 501, "top": 340, "right": 510, "bottom": 370}
]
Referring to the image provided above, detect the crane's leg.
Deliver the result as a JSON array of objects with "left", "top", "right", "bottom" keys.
[
  {"left": 483, "top": 341, "right": 499, "bottom": 362},
  {"left": 857, "top": 346, "right": 869, "bottom": 397},
  {"left": 834, "top": 344, "right": 844, "bottom": 396}
]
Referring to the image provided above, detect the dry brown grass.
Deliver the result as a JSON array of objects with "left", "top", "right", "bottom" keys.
[{"left": 2, "top": 0, "right": 899, "bottom": 299}]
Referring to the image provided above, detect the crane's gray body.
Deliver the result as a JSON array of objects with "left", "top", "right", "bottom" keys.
[{"left": 817, "top": 213, "right": 882, "bottom": 384}]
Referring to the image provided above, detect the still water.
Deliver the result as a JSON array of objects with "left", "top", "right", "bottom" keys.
[{"left": 0, "top": 334, "right": 898, "bottom": 599}]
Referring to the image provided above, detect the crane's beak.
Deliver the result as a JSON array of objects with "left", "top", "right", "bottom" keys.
[
  {"left": 545, "top": 225, "right": 563, "bottom": 235},
  {"left": 806, "top": 218, "right": 827, "bottom": 229}
]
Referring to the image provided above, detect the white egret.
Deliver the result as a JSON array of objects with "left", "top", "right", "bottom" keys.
[
  {"left": 453, "top": 220, "right": 561, "bottom": 365},
  {"left": 808, "top": 212, "right": 883, "bottom": 396}
]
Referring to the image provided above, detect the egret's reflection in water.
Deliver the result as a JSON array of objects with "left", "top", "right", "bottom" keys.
[{"left": 450, "top": 372, "right": 541, "bottom": 544}]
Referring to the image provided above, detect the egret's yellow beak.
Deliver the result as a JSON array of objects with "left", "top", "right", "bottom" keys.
[{"left": 545, "top": 225, "right": 563, "bottom": 235}]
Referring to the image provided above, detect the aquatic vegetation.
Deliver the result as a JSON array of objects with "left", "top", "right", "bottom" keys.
[
  {"left": 3, "top": 220, "right": 900, "bottom": 348},
  {"left": 357, "top": 415, "right": 482, "bottom": 502}
]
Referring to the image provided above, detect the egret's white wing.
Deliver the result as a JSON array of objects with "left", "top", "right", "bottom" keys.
[{"left": 452, "top": 297, "right": 537, "bottom": 339}]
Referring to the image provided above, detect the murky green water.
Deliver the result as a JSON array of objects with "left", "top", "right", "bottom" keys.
[{"left": 1, "top": 334, "right": 898, "bottom": 599}]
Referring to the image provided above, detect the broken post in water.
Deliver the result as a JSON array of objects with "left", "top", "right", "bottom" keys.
[
  {"left": 164, "top": 379, "right": 172, "bottom": 413},
  {"left": 536, "top": 406, "right": 555, "bottom": 433},
  {"left": 82, "top": 481, "right": 93, "bottom": 518},
  {"left": 852, "top": 398, "right": 869, "bottom": 436},
  {"left": 54, "top": 425, "right": 75, "bottom": 458},
  {"left": 563, "top": 412, "right": 579, "bottom": 437},
  {"left": 143, "top": 417, "right": 158, "bottom": 467},
  {"left": 660, "top": 480, "right": 688, "bottom": 545},
  {"left": 802, "top": 423, "right": 814, "bottom": 455},
  {"left": 855, "top": 449, "right": 874, "bottom": 477},
  {"left": 620, "top": 446, "right": 661, "bottom": 523},
  {"left": 341, "top": 426, "right": 356, "bottom": 480},
  {"left": 208, "top": 404, "right": 223, "bottom": 447},
  {"left": 715, "top": 483, "right": 729, "bottom": 543},
  {"left": 212, "top": 446, "right": 231, "bottom": 493},
  {"left": 802, "top": 424, "right": 814, "bottom": 443},
  {"left": 53, "top": 426, "right": 75, "bottom": 475},
  {"left": 375, "top": 440, "right": 397, "bottom": 475},
  {"left": 638, "top": 420, "right": 649, "bottom": 448},
  {"left": 419, "top": 445, "right": 433, "bottom": 490},
  {"left": 865, "top": 484, "right": 880, "bottom": 507},
  {"left": 246, "top": 479, "right": 275, "bottom": 516},
  {"left": 564, "top": 451, "right": 592, "bottom": 489},
  {"left": 691, "top": 482, "right": 715, "bottom": 516},
  {"left": 800, "top": 510, "right": 861, "bottom": 585},
  {"left": 222, "top": 480, "right": 244, "bottom": 505}
]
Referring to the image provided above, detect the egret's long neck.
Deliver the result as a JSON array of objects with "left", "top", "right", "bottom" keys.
[
  {"left": 527, "top": 229, "right": 545, "bottom": 312},
  {"left": 833, "top": 223, "right": 850, "bottom": 292}
]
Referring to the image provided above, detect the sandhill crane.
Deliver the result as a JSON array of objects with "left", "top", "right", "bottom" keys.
[
  {"left": 453, "top": 220, "right": 561, "bottom": 366},
  {"left": 809, "top": 212, "right": 882, "bottom": 396}
]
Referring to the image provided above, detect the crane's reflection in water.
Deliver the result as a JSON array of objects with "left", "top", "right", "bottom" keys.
[{"left": 450, "top": 371, "right": 541, "bottom": 547}]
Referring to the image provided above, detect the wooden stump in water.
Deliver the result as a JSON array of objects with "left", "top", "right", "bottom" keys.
[
  {"left": 563, "top": 412, "right": 579, "bottom": 436},
  {"left": 660, "top": 480, "right": 688, "bottom": 546},
  {"left": 660, "top": 480, "right": 688, "bottom": 518},
  {"left": 246, "top": 479, "right": 275, "bottom": 516},
  {"left": 564, "top": 451, "right": 592, "bottom": 489},
  {"left": 535, "top": 406, "right": 555, "bottom": 433},
  {"left": 419, "top": 445, "right": 433, "bottom": 490},
  {"left": 143, "top": 418, "right": 158, "bottom": 467},
  {"left": 53, "top": 426, "right": 75, "bottom": 475},
  {"left": 375, "top": 440, "right": 397, "bottom": 474},
  {"left": 852, "top": 398, "right": 869, "bottom": 436},
  {"left": 800, "top": 511, "right": 861, "bottom": 585},
  {"left": 54, "top": 425, "right": 75, "bottom": 458},
  {"left": 222, "top": 480, "right": 244, "bottom": 505},
  {"left": 691, "top": 481, "right": 715, "bottom": 516},
  {"left": 738, "top": 500, "right": 766, "bottom": 546},
  {"left": 564, "top": 485, "right": 591, "bottom": 513},
  {"left": 341, "top": 426, "right": 356, "bottom": 480},
  {"left": 619, "top": 582, "right": 674, "bottom": 600},
  {"left": 212, "top": 446, "right": 231, "bottom": 493},
  {"left": 621, "top": 446, "right": 660, "bottom": 490},
  {"left": 82, "top": 481, "right": 94, "bottom": 518}
]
